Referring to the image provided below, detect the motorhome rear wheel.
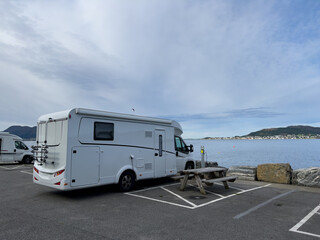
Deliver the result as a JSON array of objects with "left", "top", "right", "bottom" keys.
[{"left": 118, "top": 171, "right": 135, "bottom": 192}]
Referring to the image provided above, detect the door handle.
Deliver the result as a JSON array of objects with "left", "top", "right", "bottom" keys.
[{"left": 155, "top": 153, "right": 159, "bottom": 156}]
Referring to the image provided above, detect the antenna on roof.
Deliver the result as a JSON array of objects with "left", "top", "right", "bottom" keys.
[{"left": 132, "top": 108, "right": 135, "bottom": 112}]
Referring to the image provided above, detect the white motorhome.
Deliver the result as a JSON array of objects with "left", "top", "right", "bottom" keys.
[
  {"left": 0, "top": 132, "right": 33, "bottom": 164},
  {"left": 32, "top": 108, "right": 194, "bottom": 191}
]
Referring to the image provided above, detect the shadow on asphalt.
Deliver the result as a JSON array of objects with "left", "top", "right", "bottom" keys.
[
  {"left": 0, "top": 162, "right": 33, "bottom": 166},
  {"left": 49, "top": 177, "right": 177, "bottom": 200}
]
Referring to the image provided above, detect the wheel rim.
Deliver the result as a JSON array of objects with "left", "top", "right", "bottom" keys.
[
  {"left": 121, "top": 175, "right": 132, "bottom": 190},
  {"left": 187, "top": 163, "right": 193, "bottom": 169}
]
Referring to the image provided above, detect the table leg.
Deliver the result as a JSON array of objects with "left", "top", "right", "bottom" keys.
[
  {"left": 219, "top": 171, "right": 229, "bottom": 189},
  {"left": 222, "top": 181, "right": 229, "bottom": 189},
  {"left": 194, "top": 175, "right": 206, "bottom": 195},
  {"left": 180, "top": 173, "right": 189, "bottom": 191}
]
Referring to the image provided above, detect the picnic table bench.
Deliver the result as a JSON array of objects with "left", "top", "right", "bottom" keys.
[{"left": 179, "top": 167, "right": 237, "bottom": 195}]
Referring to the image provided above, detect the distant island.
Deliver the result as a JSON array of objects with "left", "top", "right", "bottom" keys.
[
  {"left": 3, "top": 125, "right": 320, "bottom": 141},
  {"left": 2, "top": 126, "right": 36, "bottom": 140},
  {"left": 203, "top": 125, "right": 320, "bottom": 140}
]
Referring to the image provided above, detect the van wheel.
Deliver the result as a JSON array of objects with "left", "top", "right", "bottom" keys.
[
  {"left": 23, "top": 156, "right": 33, "bottom": 164},
  {"left": 118, "top": 171, "right": 135, "bottom": 192},
  {"left": 185, "top": 162, "right": 194, "bottom": 170}
]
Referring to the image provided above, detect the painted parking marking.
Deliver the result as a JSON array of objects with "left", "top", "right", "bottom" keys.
[
  {"left": 0, "top": 165, "right": 33, "bottom": 170},
  {"left": 196, "top": 184, "right": 271, "bottom": 209},
  {"left": 126, "top": 188, "right": 194, "bottom": 210},
  {"left": 20, "top": 170, "right": 33, "bottom": 175},
  {"left": 215, "top": 182, "right": 245, "bottom": 191},
  {"left": 126, "top": 183, "right": 271, "bottom": 210},
  {"left": 0, "top": 165, "right": 23, "bottom": 170},
  {"left": 290, "top": 204, "right": 320, "bottom": 238},
  {"left": 160, "top": 186, "right": 197, "bottom": 207},
  {"left": 188, "top": 183, "right": 225, "bottom": 198},
  {"left": 233, "top": 189, "right": 295, "bottom": 219}
]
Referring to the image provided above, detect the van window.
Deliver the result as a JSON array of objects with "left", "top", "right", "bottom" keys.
[
  {"left": 94, "top": 122, "right": 114, "bottom": 141},
  {"left": 175, "top": 136, "right": 188, "bottom": 153},
  {"left": 15, "top": 141, "right": 28, "bottom": 150}
]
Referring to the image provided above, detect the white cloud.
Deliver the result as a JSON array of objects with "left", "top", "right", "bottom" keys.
[{"left": 0, "top": 0, "right": 320, "bottom": 137}]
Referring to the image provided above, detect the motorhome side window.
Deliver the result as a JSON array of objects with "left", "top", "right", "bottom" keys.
[
  {"left": 94, "top": 122, "right": 114, "bottom": 141},
  {"left": 175, "top": 136, "right": 188, "bottom": 153}
]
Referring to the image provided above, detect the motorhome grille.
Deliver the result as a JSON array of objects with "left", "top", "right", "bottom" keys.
[
  {"left": 145, "top": 131, "right": 152, "bottom": 138},
  {"left": 145, "top": 163, "right": 152, "bottom": 170}
]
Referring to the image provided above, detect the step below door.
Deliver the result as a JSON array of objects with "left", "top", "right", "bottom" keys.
[{"left": 71, "top": 146, "right": 100, "bottom": 187}]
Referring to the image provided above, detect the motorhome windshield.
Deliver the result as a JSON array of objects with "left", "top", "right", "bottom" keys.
[
  {"left": 15, "top": 141, "right": 28, "bottom": 150},
  {"left": 175, "top": 136, "right": 189, "bottom": 153}
]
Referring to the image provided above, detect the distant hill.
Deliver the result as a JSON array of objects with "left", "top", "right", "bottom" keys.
[
  {"left": 2, "top": 126, "right": 36, "bottom": 140},
  {"left": 245, "top": 125, "right": 320, "bottom": 137}
]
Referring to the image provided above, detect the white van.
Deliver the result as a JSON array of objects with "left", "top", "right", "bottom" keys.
[
  {"left": 0, "top": 132, "right": 34, "bottom": 164},
  {"left": 32, "top": 108, "right": 194, "bottom": 191}
]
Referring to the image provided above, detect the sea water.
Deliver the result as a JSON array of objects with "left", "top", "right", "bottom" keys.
[
  {"left": 186, "top": 139, "right": 320, "bottom": 170},
  {"left": 25, "top": 139, "right": 320, "bottom": 170}
]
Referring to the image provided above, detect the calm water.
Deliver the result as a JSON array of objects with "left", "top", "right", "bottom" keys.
[
  {"left": 186, "top": 139, "right": 320, "bottom": 170},
  {"left": 26, "top": 140, "right": 320, "bottom": 170}
]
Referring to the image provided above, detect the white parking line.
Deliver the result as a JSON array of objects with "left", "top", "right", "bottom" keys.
[
  {"left": 197, "top": 184, "right": 271, "bottom": 209},
  {"left": 215, "top": 182, "right": 245, "bottom": 191},
  {"left": 128, "top": 182, "right": 180, "bottom": 194},
  {"left": 0, "top": 165, "right": 22, "bottom": 170},
  {"left": 161, "top": 187, "right": 197, "bottom": 207},
  {"left": 290, "top": 204, "right": 320, "bottom": 238},
  {"left": 125, "top": 183, "right": 271, "bottom": 210},
  {"left": 0, "top": 165, "right": 33, "bottom": 170},
  {"left": 125, "top": 192, "right": 195, "bottom": 209},
  {"left": 20, "top": 171, "right": 33, "bottom": 175},
  {"left": 188, "top": 184, "right": 225, "bottom": 198},
  {"left": 233, "top": 189, "right": 295, "bottom": 219}
]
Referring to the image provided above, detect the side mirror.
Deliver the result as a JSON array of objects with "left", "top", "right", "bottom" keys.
[
  {"left": 189, "top": 144, "right": 194, "bottom": 152},
  {"left": 176, "top": 152, "right": 179, "bottom": 157}
]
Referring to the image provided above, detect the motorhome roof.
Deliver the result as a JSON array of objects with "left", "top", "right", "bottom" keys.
[
  {"left": 0, "top": 132, "right": 22, "bottom": 140},
  {"left": 38, "top": 108, "right": 183, "bottom": 134}
]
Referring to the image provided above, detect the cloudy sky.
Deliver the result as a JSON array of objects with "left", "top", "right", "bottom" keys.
[{"left": 1, "top": 0, "right": 320, "bottom": 138}]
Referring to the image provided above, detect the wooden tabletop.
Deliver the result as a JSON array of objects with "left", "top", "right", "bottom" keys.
[{"left": 182, "top": 167, "right": 227, "bottom": 174}]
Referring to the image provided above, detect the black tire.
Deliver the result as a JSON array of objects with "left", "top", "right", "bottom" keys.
[
  {"left": 23, "top": 156, "right": 33, "bottom": 164},
  {"left": 185, "top": 162, "right": 194, "bottom": 170},
  {"left": 118, "top": 171, "right": 135, "bottom": 192}
]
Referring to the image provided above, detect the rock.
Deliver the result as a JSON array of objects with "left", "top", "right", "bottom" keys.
[
  {"left": 227, "top": 166, "right": 257, "bottom": 181},
  {"left": 292, "top": 167, "right": 320, "bottom": 188},
  {"left": 257, "top": 163, "right": 292, "bottom": 184}
]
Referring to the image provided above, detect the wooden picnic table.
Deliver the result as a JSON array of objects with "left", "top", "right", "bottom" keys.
[{"left": 179, "top": 167, "right": 237, "bottom": 195}]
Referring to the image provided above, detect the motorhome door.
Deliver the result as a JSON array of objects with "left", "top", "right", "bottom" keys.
[
  {"left": 154, "top": 130, "right": 166, "bottom": 177},
  {"left": 71, "top": 146, "right": 100, "bottom": 187},
  {"left": 13, "top": 140, "right": 25, "bottom": 162}
]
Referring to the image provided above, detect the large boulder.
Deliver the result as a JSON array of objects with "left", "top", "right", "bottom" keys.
[
  {"left": 227, "top": 166, "right": 257, "bottom": 181},
  {"left": 257, "top": 163, "right": 292, "bottom": 184},
  {"left": 292, "top": 167, "right": 320, "bottom": 188}
]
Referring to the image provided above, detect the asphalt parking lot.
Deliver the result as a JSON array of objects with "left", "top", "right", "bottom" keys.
[{"left": 0, "top": 163, "right": 319, "bottom": 240}]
